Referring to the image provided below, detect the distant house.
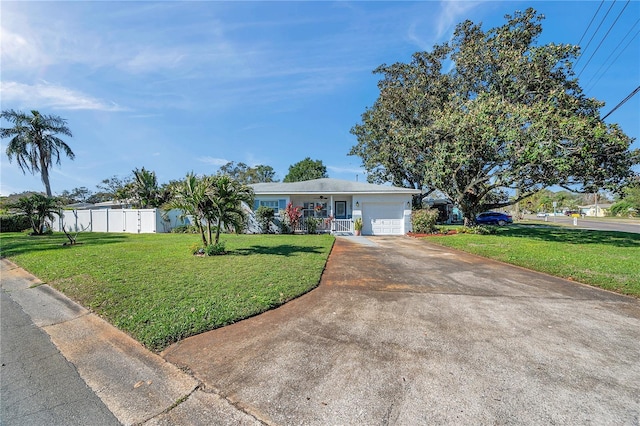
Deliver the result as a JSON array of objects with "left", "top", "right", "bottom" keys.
[
  {"left": 64, "top": 202, "right": 95, "bottom": 210},
  {"left": 250, "top": 178, "right": 420, "bottom": 235},
  {"left": 92, "top": 200, "right": 133, "bottom": 209},
  {"left": 579, "top": 203, "right": 612, "bottom": 217}
]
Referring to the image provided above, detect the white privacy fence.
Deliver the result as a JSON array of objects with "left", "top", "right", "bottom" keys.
[
  {"left": 51, "top": 209, "right": 186, "bottom": 234},
  {"left": 53, "top": 206, "right": 355, "bottom": 235}
]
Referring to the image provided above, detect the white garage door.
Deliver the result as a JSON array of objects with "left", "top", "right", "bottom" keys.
[{"left": 362, "top": 203, "right": 404, "bottom": 235}]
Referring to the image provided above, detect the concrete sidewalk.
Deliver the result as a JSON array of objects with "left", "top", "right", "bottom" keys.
[{"left": 0, "top": 259, "right": 259, "bottom": 425}]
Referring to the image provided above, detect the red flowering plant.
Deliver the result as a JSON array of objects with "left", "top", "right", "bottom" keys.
[
  {"left": 284, "top": 202, "right": 303, "bottom": 233},
  {"left": 324, "top": 215, "right": 334, "bottom": 227}
]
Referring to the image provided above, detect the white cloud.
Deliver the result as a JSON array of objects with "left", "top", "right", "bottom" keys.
[
  {"left": 435, "top": 1, "right": 485, "bottom": 40},
  {"left": 198, "top": 156, "right": 229, "bottom": 166},
  {"left": 406, "top": 1, "right": 486, "bottom": 50},
  {"left": 0, "top": 81, "right": 126, "bottom": 112},
  {"left": 123, "top": 50, "right": 188, "bottom": 74},
  {"left": 0, "top": 26, "right": 49, "bottom": 69}
]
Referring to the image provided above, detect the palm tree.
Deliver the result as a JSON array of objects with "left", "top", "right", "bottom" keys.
[
  {"left": 167, "top": 172, "right": 210, "bottom": 246},
  {"left": 167, "top": 174, "right": 253, "bottom": 248},
  {"left": 1, "top": 110, "right": 74, "bottom": 197},
  {"left": 10, "top": 194, "right": 60, "bottom": 235},
  {"left": 131, "top": 167, "right": 162, "bottom": 208},
  {"left": 207, "top": 175, "right": 254, "bottom": 246}
]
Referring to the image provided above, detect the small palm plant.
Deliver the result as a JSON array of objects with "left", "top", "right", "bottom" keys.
[
  {"left": 10, "top": 194, "right": 59, "bottom": 235},
  {"left": 354, "top": 217, "right": 363, "bottom": 235}
]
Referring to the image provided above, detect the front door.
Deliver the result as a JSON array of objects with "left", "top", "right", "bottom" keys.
[{"left": 335, "top": 201, "right": 346, "bottom": 219}]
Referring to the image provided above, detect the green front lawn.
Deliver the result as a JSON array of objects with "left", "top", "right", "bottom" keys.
[
  {"left": 425, "top": 225, "right": 640, "bottom": 297},
  {"left": 0, "top": 232, "right": 334, "bottom": 351}
]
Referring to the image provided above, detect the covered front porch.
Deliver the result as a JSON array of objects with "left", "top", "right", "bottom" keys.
[
  {"left": 292, "top": 217, "right": 354, "bottom": 234},
  {"left": 289, "top": 195, "right": 355, "bottom": 234}
]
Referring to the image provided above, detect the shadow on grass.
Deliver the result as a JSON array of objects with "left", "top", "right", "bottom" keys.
[
  {"left": 0, "top": 232, "right": 129, "bottom": 257},
  {"left": 498, "top": 225, "right": 640, "bottom": 248},
  {"left": 232, "top": 244, "right": 326, "bottom": 256}
]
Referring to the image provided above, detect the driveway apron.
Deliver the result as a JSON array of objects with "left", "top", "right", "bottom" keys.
[{"left": 162, "top": 236, "right": 640, "bottom": 425}]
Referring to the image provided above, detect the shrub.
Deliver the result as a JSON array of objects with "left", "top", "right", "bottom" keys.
[
  {"left": 171, "top": 224, "right": 199, "bottom": 234},
  {"left": 305, "top": 217, "right": 321, "bottom": 234},
  {"left": 256, "top": 206, "right": 275, "bottom": 234},
  {"left": 204, "top": 241, "right": 226, "bottom": 256},
  {"left": 0, "top": 214, "right": 32, "bottom": 233},
  {"left": 609, "top": 201, "right": 638, "bottom": 217},
  {"left": 279, "top": 218, "right": 291, "bottom": 234},
  {"left": 473, "top": 225, "right": 497, "bottom": 235},
  {"left": 283, "top": 203, "right": 303, "bottom": 233},
  {"left": 458, "top": 225, "right": 497, "bottom": 235},
  {"left": 411, "top": 209, "right": 439, "bottom": 233}
]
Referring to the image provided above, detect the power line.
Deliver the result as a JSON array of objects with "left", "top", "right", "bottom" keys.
[
  {"left": 574, "top": 0, "right": 617, "bottom": 67},
  {"left": 576, "top": 0, "right": 605, "bottom": 46},
  {"left": 584, "top": 22, "right": 640, "bottom": 92},
  {"left": 602, "top": 85, "right": 640, "bottom": 120},
  {"left": 577, "top": 0, "right": 632, "bottom": 78}
]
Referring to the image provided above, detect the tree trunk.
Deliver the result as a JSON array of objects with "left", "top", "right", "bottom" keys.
[
  {"left": 214, "top": 218, "right": 222, "bottom": 245},
  {"left": 459, "top": 193, "right": 479, "bottom": 227},
  {"left": 196, "top": 220, "right": 207, "bottom": 246},
  {"left": 41, "top": 165, "right": 52, "bottom": 197}
]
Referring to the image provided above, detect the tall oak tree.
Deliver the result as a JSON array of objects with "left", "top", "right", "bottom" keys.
[{"left": 350, "top": 9, "right": 638, "bottom": 224}]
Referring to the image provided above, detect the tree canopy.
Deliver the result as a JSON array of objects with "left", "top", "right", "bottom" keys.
[
  {"left": 350, "top": 8, "right": 638, "bottom": 224},
  {"left": 283, "top": 157, "right": 328, "bottom": 182},
  {"left": 1, "top": 109, "right": 74, "bottom": 197},
  {"left": 218, "top": 162, "right": 277, "bottom": 184}
]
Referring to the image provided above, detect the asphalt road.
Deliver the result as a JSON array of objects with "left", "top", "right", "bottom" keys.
[
  {"left": 0, "top": 288, "right": 120, "bottom": 426},
  {"left": 525, "top": 215, "right": 640, "bottom": 233}
]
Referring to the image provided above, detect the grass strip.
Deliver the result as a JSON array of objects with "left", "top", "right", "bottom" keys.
[
  {"left": 424, "top": 225, "right": 640, "bottom": 297},
  {"left": 0, "top": 232, "right": 334, "bottom": 351}
]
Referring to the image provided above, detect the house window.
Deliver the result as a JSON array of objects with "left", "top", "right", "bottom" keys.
[
  {"left": 259, "top": 200, "right": 280, "bottom": 212},
  {"left": 302, "top": 202, "right": 327, "bottom": 218}
]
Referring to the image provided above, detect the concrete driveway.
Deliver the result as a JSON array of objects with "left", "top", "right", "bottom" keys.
[{"left": 163, "top": 236, "right": 640, "bottom": 425}]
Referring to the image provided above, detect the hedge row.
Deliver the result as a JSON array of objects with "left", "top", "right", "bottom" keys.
[{"left": 0, "top": 215, "right": 31, "bottom": 233}]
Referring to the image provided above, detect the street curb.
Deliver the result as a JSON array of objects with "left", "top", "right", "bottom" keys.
[{"left": 1, "top": 259, "right": 201, "bottom": 425}]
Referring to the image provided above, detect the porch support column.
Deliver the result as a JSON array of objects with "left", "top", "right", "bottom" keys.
[{"left": 330, "top": 195, "right": 334, "bottom": 233}]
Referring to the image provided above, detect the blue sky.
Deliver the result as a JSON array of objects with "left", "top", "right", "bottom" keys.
[{"left": 1, "top": 1, "right": 638, "bottom": 196}]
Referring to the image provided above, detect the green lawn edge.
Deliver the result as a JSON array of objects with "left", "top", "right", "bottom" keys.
[
  {"left": 421, "top": 225, "right": 640, "bottom": 297},
  {"left": 0, "top": 232, "right": 335, "bottom": 351}
]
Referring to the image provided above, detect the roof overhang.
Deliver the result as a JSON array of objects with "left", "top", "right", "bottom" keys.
[{"left": 250, "top": 178, "right": 420, "bottom": 196}]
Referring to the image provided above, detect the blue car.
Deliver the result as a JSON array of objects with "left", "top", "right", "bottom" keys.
[{"left": 476, "top": 211, "right": 513, "bottom": 226}]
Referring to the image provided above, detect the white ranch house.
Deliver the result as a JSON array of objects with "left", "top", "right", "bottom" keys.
[
  {"left": 49, "top": 178, "right": 419, "bottom": 236},
  {"left": 250, "top": 178, "right": 420, "bottom": 236}
]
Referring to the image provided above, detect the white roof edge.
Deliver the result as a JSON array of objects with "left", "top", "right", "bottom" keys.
[
  {"left": 254, "top": 190, "right": 419, "bottom": 195},
  {"left": 250, "top": 178, "right": 421, "bottom": 195}
]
